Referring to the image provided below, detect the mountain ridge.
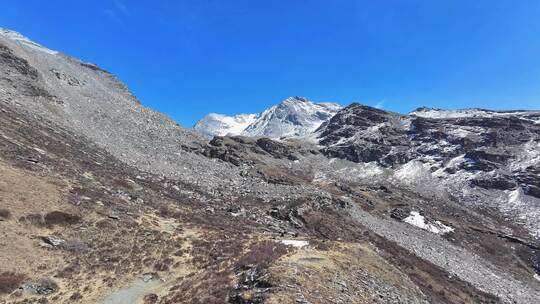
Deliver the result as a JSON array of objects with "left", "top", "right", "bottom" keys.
[{"left": 194, "top": 96, "right": 342, "bottom": 139}]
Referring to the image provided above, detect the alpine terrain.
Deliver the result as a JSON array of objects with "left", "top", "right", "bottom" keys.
[
  {"left": 1, "top": 28, "right": 540, "bottom": 304},
  {"left": 194, "top": 97, "right": 342, "bottom": 139}
]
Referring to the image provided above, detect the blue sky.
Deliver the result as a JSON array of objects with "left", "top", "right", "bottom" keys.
[{"left": 1, "top": 1, "right": 539, "bottom": 127}]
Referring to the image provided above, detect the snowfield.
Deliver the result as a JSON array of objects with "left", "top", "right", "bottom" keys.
[
  {"left": 403, "top": 211, "right": 455, "bottom": 235},
  {"left": 194, "top": 96, "right": 342, "bottom": 139},
  {"left": 280, "top": 240, "right": 309, "bottom": 248}
]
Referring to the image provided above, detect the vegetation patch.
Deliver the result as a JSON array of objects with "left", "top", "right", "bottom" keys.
[
  {"left": 0, "top": 208, "right": 11, "bottom": 220},
  {"left": 44, "top": 211, "right": 81, "bottom": 226},
  {"left": 0, "top": 272, "right": 26, "bottom": 294}
]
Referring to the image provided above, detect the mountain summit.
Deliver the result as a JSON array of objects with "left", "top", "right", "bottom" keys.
[{"left": 194, "top": 96, "right": 342, "bottom": 138}]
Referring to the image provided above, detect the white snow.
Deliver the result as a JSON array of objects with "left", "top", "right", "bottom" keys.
[
  {"left": 243, "top": 97, "right": 341, "bottom": 138},
  {"left": 509, "top": 141, "right": 540, "bottom": 171},
  {"left": 193, "top": 113, "right": 257, "bottom": 138},
  {"left": 448, "top": 128, "right": 473, "bottom": 138},
  {"left": 499, "top": 188, "right": 540, "bottom": 238},
  {"left": 534, "top": 274, "right": 540, "bottom": 282},
  {"left": 393, "top": 161, "right": 433, "bottom": 184},
  {"left": 280, "top": 240, "right": 309, "bottom": 248},
  {"left": 409, "top": 108, "right": 540, "bottom": 119},
  {"left": 508, "top": 189, "right": 522, "bottom": 206},
  {"left": 403, "top": 211, "right": 454, "bottom": 235},
  {"left": 0, "top": 28, "right": 58, "bottom": 55},
  {"left": 194, "top": 97, "right": 341, "bottom": 139},
  {"left": 336, "top": 161, "right": 384, "bottom": 180}
]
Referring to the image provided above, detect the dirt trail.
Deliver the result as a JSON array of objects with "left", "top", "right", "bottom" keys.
[{"left": 101, "top": 277, "right": 162, "bottom": 304}]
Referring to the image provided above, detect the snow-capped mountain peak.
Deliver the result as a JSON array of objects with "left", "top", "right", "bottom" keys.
[
  {"left": 193, "top": 113, "right": 257, "bottom": 138},
  {"left": 194, "top": 96, "right": 342, "bottom": 139}
]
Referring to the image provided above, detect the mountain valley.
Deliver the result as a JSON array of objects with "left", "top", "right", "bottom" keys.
[{"left": 1, "top": 29, "right": 539, "bottom": 304}]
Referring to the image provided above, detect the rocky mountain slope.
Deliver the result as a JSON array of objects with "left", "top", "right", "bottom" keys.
[
  {"left": 1, "top": 28, "right": 540, "bottom": 304},
  {"left": 194, "top": 97, "right": 342, "bottom": 139},
  {"left": 316, "top": 104, "right": 540, "bottom": 237}
]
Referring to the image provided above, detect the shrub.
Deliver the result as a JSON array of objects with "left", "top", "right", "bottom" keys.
[
  {"left": 235, "top": 241, "right": 289, "bottom": 270},
  {"left": 0, "top": 208, "right": 11, "bottom": 220},
  {"left": 44, "top": 211, "right": 81, "bottom": 226},
  {"left": 143, "top": 293, "right": 158, "bottom": 304},
  {"left": 163, "top": 271, "right": 232, "bottom": 304},
  {"left": 0, "top": 272, "right": 25, "bottom": 294},
  {"left": 19, "top": 213, "right": 44, "bottom": 226},
  {"left": 69, "top": 292, "right": 83, "bottom": 301}
]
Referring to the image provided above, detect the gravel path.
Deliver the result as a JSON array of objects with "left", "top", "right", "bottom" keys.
[{"left": 102, "top": 278, "right": 161, "bottom": 304}]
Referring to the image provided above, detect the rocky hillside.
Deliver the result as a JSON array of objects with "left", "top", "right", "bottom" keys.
[
  {"left": 194, "top": 96, "right": 342, "bottom": 139},
  {"left": 316, "top": 103, "right": 540, "bottom": 237},
  {"left": 1, "top": 29, "right": 540, "bottom": 304}
]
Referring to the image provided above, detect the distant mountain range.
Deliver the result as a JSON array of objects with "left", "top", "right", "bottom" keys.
[{"left": 194, "top": 96, "right": 342, "bottom": 138}]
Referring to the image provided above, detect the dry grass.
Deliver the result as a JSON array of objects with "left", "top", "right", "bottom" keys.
[
  {"left": 0, "top": 162, "right": 67, "bottom": 293},
  {"left": 266, "top": 242, "right": 427, "bottom": 304},
  {"left": 236, "top": 240, "right": 290, "bottom": 270},
  {"left": 43, "top": 211, "right": 81, "bottom": 226}
]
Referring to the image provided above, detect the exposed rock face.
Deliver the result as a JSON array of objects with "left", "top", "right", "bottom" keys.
[
  {"left": 194, "top": 96, "right": 342, "bottom": 139},
  {"left": 317, "top": 103, "right": 410, "bottom": 165},
  {"left": 317, "top": 103, "right": 540, "bottom": 237}
]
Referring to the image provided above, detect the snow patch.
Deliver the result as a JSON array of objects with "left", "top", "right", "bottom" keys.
[
  {"left": 409, "top": 108, "right": 540, "bottom": 119},
  {"left": 193, "top": 113, "right": 257, "bottom": 138},
  {"left": 280, "top": 240, "right": 309, "bottom": 248},
  {"left": 403, "top": 211, "right": 454, "bottom": 235},
  {"left": 393, "top": 161, "right": 433, "bottom": 184},
  {"left": 535, "top": 274, "right": 540, "bottom": 282}
]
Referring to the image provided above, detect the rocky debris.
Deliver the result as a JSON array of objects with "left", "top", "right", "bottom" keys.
[
  {"left": 348, "top": 203, "right": 540, "bottom": 304},
  {"left": 108, "top": 214, "right": 120, "bottom": 220},
  {"left": 230, "top": 267, "right": 270, "bottom": 304},
  {"left": 39, "top": 235, "right": 86, "bottom": 252},
  {"left": 0, "top": 43, "right": 39, "bottom": 79},
  {"left": 515, "top": 166, "right": 540, "bottom": 199},
  {"left": 317, "top": 103, "right": 412, "bottom": 165},
  {"left": 142, "top": 273, "right": 159, "bottom": 283},
  {"left": 468, "top": 226, "right": 540, "bottom": 250},
  {"left": 50, "top": 68, "right": 84, "bottom": 86},
  {"left": 471, "top": 175, "right": 517, "bottom": 190},
  {"left": 143, "top": 293, "right": 159, "bottom": 304},
  {"left": 316, "top": 102, "right": 540, "bottom": 238},
  {"left": 203, "top": 136, "right": 311, "bottom": 166},
  {"left": 389, "top": 207, "right": 411, "bottom": 220},
  {"left": 0, "top": 43, "right": 59, "bottom": 102},
  {"left": 20, "top": 279, "right": 58, "bottom": 295},
  {"left": 40, "top": 235, "right": 66, "bottom": 247}
]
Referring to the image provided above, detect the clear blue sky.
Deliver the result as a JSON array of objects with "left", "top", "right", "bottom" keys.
[{"left": 1, "top": 1, "right": 539, "bottom": 127}]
